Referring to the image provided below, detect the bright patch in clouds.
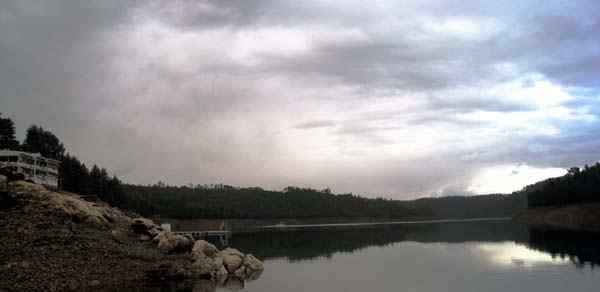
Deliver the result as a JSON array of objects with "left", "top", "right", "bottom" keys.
[{"left": 468, "top": 164, "right": 566, "bottom": 194}]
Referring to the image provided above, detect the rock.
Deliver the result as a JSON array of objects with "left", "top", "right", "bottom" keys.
[
  {"left": 89, "top": 280, "right": 100, "bottom": 287},
  {"left": 233, "top": 266, "right": 246, "bottom": 278},
  {"left": 131, "top": 218, "right": 160, "bottom": 235},
  {"left": 154, "top": 232, "right": 193, "bottom": 253},
  {"left": 157, "top": 232, "right": 178, "bottom": 253},
  {"left": 152, "top": 231, "right": 165, "bottom": 243},
  {"left": 245, "top": 268, "right": 263, "bottom": 281},
  {"left": 220, "top": 248, "right": 244, "bottom": 273},
  {"left": 111, "top": 230, "right": 126, "bottom": 244},
  {"left": 192, "top": 240, "right": 219, "bottom": 259},
  {"left": 175, "top": 235, "right": 193, "bottom": 253},
  {"left": 242, "top": 254, "right": 264, "bottom": 272},
  {"left": 190, "top": 256, "right": 224, "bottom": 277}
]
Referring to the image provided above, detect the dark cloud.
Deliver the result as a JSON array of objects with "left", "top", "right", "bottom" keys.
[{"left": 2, "top": 0, "right": 600, "bottom": 198}]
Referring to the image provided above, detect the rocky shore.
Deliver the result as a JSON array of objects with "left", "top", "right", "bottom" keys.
[{"left": 0, "top": 179, "right": 263, "bottom": 291}]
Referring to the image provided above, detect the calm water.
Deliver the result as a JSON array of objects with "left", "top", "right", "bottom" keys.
[{"left": 143, "top": 220, "right": 600, "bottom": 292}]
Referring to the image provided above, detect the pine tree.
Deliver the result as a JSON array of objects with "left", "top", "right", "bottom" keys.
[
  {"left": 0, "top": 113, "right": 19, "bottom": 150},
  {"left": 22, "top": 125, "right": 65, "bottom": 160}
]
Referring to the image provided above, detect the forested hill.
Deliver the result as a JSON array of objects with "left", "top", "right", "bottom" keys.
[
  {"left": 517, "top": 163, "right": 600, "bottom": 208},
  {"left": 120, "top": 184, "right": 526, "bottom": 220}
]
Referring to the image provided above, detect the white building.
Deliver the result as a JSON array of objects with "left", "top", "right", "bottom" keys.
[{"left": 0, "top": 149, "right": 60, "bottom": 189}]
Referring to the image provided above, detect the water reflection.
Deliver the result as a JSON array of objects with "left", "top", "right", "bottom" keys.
[
  {"left": 231, "top": 220, "right": 528, "bottom": 261},
  {"left": 229, "top": 220, "right": 600, "bottom": 268},
  {"left": 478, "top": 242, "right": 569, "bottom": 267},
  {"left": 526, "top": 228, "right": 600, "bottom": 268},
  {"left": 143, "top": 273, "right": 262, "bottom": 292},
  {"left": 132, "top": 220, "right": 600, "bottom": 291}
]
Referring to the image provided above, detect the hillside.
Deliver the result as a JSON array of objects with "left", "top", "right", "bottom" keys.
[
  {"left": 514, "top": 163, "right": 600, "bottom": 231},
  {"left": 0, "top": 180, "right": 263, "bottom": 291},
  {"left": 121, "top": 184, "right": 526, "bottom": 220}
]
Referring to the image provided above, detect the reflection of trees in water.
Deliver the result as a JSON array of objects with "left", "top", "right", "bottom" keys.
[
  {"left": 233, "top": 221, "right": 600, "bottom": 269},
  {"left": 231, "top": 221, "right": 529, "bottom": 261},
  {"left": 522, "top": 229, "right": 600, "bottom": 268}
]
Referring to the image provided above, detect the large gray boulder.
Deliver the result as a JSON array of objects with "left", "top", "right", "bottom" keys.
[
  {"left": 220, "top": 248, "right": 244, "bottom": 273},
  {"left": 190, "top": 240, "right": 228, "bottom": 278},
  {"left": 190, "top": 254, "right": 227, "bottom": 279}
]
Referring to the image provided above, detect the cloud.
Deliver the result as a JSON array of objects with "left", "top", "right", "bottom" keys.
[
  {"left": 295, "top": 120, "right": 337, "bottom": 130},
  {"left": 2, "top": 0, "right": 600, "bottom": 198}
]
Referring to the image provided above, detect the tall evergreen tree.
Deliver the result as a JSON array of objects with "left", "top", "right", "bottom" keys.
[
  {"left": 21, "top": 125, "right": 65, "bottom": 160},
  {"left": 0, "top": 113, "right": 19, "bottom": 150}
]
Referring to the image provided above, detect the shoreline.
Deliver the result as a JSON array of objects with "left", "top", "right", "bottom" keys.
[
  {"left": 259, "top": 217, "right": 512, "bottom": 229},
  {"left": 513, "top": 203, "right": 600, "bottom": 232}
]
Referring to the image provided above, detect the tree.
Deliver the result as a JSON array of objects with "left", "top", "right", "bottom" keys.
[
  {"left": 567, "top": 167, "right": 580, "bottom": 176},
  {"left": 0, "top": 113, "right": 19, "bottom": 150},
  {"left": 21, "top": 125, "right": 65, "bottom": 160}
]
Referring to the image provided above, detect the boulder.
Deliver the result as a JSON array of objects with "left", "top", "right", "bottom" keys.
[
  {"left": 152, "top": 231, "right": 165, "bottom": 243},
  {"left": 131, "top": 218, "right": 160, "bottom": 236},
  {"left": 244, "top": 268, "right": 263, "bottom": 281},
  {"left": 220, "top": 248, "right": 244, "bottom": 273},
  {"left": 190, "top": 255, "right": 224, "bottom": 277},
  {"left": 233, "top": 266, "right": 246, "bottom": 278},
  {"left": 242, "top": 254, "right": 264, "bottom": 272},
  {"left": 174, "top": 235, "right": 194, "bottom": 253},
  {"left": 192, "top": 240, "right": 219, "bottom": 259},
  {"left": 157, "top": 232, "right": 178, "bottom": 254}
]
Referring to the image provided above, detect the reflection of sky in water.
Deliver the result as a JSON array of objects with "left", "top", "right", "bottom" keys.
[
  {"left": 240, "top": 241, "right": 600, "bottom": 292},
  {"left": 478, "top": 242, "right": 569, "bottom": 267}
]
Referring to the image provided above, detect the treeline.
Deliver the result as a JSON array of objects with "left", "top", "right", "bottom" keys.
[
  {"left": 122, "top": 185, "right": 414, "bottom": 219},
  {"left": 122, "top": 183, "right": 526, "bottom": 220},
  {"left": 518, "top": 163, "right": 600, "bottom": 208},
  {"left": 407, "top": 194, "right": 526, "bottom": 219},
  {"left": 0, "top": 113, "right": 125, "bottom": 206}
]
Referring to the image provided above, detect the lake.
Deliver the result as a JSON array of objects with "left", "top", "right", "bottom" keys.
[{"left": 144, "top": 219, "right": 600, "bottom": 292}]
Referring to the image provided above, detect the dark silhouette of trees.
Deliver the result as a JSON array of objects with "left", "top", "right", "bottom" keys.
[
  {"left": 60, "top": 154, "right": 124, "bottom": 206},
  {"left": 119, "top": 184, "right": 525, "bottom": 220},
  {"left": 0, "top": 113, "right": 19, "bottom": 150},
  {"left": 518, "top": 163, "right": 600, "bottom": 208},
  {"left": 21, "top": 125, "right": 65, "bottom": 160}
]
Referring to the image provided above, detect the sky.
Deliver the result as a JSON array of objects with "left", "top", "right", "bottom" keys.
[{"left": 1, "top": 0, "right": 599, "bottom": 199}]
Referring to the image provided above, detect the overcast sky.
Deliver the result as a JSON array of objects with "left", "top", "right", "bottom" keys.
[{"left": 2, "top": 1, "right": 599, "bottom": 198}]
